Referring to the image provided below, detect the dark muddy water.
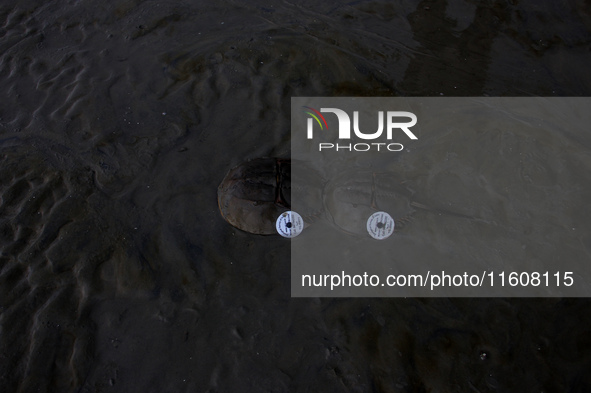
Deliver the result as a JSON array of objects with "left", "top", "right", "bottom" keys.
[{"left": 1, "top": 0, "right": 591, "bottom": 392}]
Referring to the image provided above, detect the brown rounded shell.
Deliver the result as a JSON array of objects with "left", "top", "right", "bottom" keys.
[
  {"left": 217, "top": 158, "right": 290, "bottom": 235},
  {"left": 218, "top": 158, "right": 326, "bottom": 235},
  {"left": 323, "top": 171, "right": 416, "bottom": 237}
]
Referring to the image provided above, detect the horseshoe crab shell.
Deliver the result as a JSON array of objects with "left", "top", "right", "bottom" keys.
[
  {"left": 323, "top": 171, "right": 418, "bottom": 237},
  {"left": 217, "top": 158, "right": 324, "bottom": 235}
]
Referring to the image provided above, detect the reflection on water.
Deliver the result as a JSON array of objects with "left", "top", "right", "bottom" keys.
[{"left": 1, "top": 0, "right": 591, "bottom": 391}]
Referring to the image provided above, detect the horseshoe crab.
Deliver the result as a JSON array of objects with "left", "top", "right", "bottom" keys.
[
  {"left": 218, "top": 159, "right": 486, "bottom": 237},
  {"left": 323, "top": 170, "right": 490, "bottom": 237},
  {"left": 323, "top": 171, "right": 420, "bottom": 237},
  {"left": 217, "top": 158, "right": 324, "bottom": 235}
]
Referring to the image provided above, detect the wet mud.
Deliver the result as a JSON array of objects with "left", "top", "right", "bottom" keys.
[{"left": 1, "top": 0, "right": 591, "bottom": 392}]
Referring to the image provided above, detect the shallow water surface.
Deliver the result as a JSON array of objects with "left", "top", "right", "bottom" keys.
[{"left": 1, "top": 0, "right": 591, "bottom": 391}]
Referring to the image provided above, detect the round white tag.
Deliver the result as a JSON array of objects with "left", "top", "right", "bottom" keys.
[
  {"left": 276, "top": 211, "right": 304, "bottom": 238},
  {"left": 366, "top": 211, "right": 395, "bottom": 240}
]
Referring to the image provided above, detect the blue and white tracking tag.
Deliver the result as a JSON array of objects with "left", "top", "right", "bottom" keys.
[
  {"left": 366, "top": 211, "right": 394, "bottom": 240},
  {"left": 276, "top": 211, "right": 304, "bottom": 238}
]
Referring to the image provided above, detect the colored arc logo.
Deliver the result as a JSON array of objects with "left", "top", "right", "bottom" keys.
[{"left": 302, "top": 106, "right": 328, "bottom": 130}]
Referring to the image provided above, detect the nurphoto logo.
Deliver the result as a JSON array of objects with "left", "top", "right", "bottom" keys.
[{"left": 303, "top": 106, "right": 418, "bottom": 152}]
